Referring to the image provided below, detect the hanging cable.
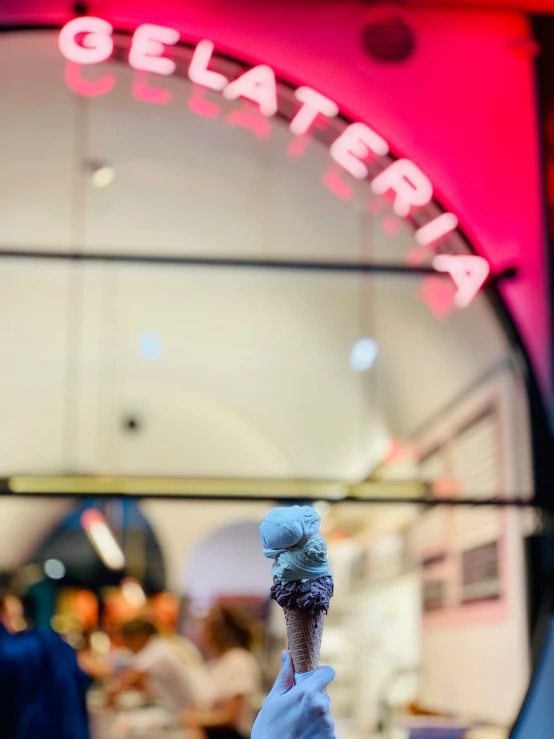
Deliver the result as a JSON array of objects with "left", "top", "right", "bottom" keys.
[{"left": 62, "top": 95, "right": 87, "bottom": 471}]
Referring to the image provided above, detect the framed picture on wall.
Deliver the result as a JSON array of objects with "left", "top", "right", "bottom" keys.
[
  {"left": 422, "top": 579, "right": 446, "bottom": 612},
  {"left": 460, "top": 541, "right": 501, "bottom": 603}
]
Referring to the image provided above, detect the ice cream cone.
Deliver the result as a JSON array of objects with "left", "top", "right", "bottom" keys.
[
  {"left": 284, "top": 607, "right": 325, "bottom": 674},
  {"left": 261, "top": 506, "right": 333, "bottom": 677}
]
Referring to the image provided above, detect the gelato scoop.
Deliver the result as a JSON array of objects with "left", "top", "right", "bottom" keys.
[{"left": 261, "top": 505, "right": 331, "bottom": 583}]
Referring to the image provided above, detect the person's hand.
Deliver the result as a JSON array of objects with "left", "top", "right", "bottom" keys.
[{"left": 252, "top": 651, "right": 336, "bottom": 739}]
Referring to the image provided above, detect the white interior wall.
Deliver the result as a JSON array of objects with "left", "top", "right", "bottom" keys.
[
  {"left": 0, "top": 261, "right": 69, "bottom": 473},
  {"left": 185, "top": 519, "right": 273, "bottom": 601},
  {"left": 412, "top": 370, "right": 532, "bottom": 725},
  {"left": 0, "top": 498, "right": 74, "bottom": 571},
  {"left": 419, "top": 508, "right": 529, "bottom": 725}
]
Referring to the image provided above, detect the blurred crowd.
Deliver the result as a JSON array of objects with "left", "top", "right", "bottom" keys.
[{"left": 0, "top": 591, "right": 263, "bottom": 739}]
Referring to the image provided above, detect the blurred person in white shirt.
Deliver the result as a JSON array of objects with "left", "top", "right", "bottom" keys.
[
  {"left": 109, "top": 618, "right": 201, "bottom": 713},
  {"left": 181, "top": 605, "right": 262, "bottom": 739}
]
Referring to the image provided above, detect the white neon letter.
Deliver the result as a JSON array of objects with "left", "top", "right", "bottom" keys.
[
  {"left": 416, "top": 213, "right": 459, "bottom": 246},
  {"left": 330, "top": 123, "right": 389, "bottom": 180},
  {"left": 289, "top": 87, "right": 339, "bottom": 136},
  {"left": 371, "top": 159, "right": 433, "bottom": 217},
  {"left": 188, "top": 40, "right": 228, "bottom": 91},
  {"left": 223, "top": 65, "right": 278, "bottom": 117},
  {"left": 433, "top": 255, "right": 490, "bottom": 308},
  {"left": 129, "top": 24, "right": 180, "bottom": 76},
  {"left": 58, "top": 17, "right": 114, "bottom": 65}
]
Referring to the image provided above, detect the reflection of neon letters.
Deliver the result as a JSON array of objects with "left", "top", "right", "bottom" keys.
[
  {"left": 322, "top": 167, "right": 354, "bottom": 202},
  {"left": 58, "top": 16, "right": 489, "bottom": 308},
  {"left": 433, "top": 255, "right": 490, "bottom": 308},
  {"left": 132, "top": 71, "right": 173, "bottom": 105},
  {"left": 225, "top": 109, "right": 272, "bottom": 139},
  {"left": 64, "top": 62, "right": 116, "bottom": 97},
  {"left": 188, "top": 85, "right": 222, "bottom": 118}
]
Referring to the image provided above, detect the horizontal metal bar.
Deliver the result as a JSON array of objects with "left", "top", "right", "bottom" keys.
[
  {"left": 0, "top": 492, "right": 539, "bottom": 506},
  {"left": 3, "top": 474, "right": 535, "bottom": 506},
  {"left": 0, "top": 250, "right": 516, "bottom": 283},
  {"left": 7, "top": 474, "right": 424, "bottom": 499},
  {"left": 0, "top": 248, "right": 440, "bottom": 275}
]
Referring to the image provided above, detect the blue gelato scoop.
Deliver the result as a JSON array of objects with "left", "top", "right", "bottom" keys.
[{"left": 260, "top": 505, "right": 331, "bottom": 583}]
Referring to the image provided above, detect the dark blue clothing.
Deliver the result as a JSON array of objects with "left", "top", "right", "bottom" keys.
[{"left": 0, "top": 626, "right": 90, "bottom": 739}]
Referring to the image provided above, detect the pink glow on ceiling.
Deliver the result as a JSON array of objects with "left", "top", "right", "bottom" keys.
[{"left": 64, "top": 62, "right": 116, "bottom": 97}]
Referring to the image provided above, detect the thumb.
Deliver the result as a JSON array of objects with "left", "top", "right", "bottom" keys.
[
  {"left": 300, "top": 665, "right": 336, "bottom": 692},
  {"left": 269, "top": 650, "right": 294, "bottom": 697}
]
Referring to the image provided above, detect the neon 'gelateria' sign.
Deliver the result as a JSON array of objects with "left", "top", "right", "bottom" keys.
[{"left": 58, "top": 17, "right": 490, "bottom": 309}]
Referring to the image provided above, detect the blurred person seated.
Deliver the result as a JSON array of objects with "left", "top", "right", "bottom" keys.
[
  {"left": 108, "top": 618, "right": 200, "bottom": 713},
  {"left": 169, "top": 630, "right": 208, "bottom": 675},
  {"left": 147, "top": 601, "right": 207, "bottom": 675},
  {"left": 0, "top": 597, "right": 90, "bottom": 739},
  {"left": 181, "top": 604, "right": 262, "bottom": 739},
  {"left": 77, "top": 630, "right": 113, "bottom": 685}
]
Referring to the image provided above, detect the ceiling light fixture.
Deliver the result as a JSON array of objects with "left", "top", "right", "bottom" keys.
[
  {"left": 91, "top": 165, "right": 116, "bottom": 188},
  {"left": 140, "top": 333, "right": 162, "bottom": 360},
  {"left": 350, "top": 337, "right": 379, "bottom": 371},
  {"left": 44, "top": 558, "right": 66, "bottom": 580},
  {"left": 81, "top": 509, "right": 125, "bottom": 570}
]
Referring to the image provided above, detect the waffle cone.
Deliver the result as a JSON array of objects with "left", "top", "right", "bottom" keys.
[{"left": 284, "top": 608, "right": 325, "bottom": 674}]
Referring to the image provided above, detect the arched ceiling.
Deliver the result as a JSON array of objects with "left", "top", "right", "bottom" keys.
[{"left": 0, "top": 31, "right": 514, "bottom": 483}]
